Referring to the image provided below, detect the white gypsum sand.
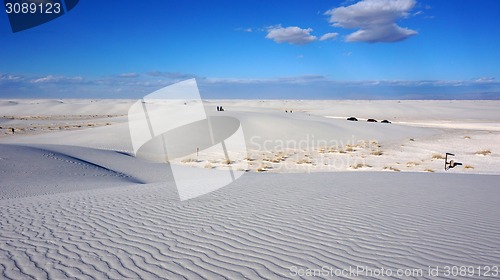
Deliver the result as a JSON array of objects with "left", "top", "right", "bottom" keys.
[
  {"left": 0, "top": 172, "right": 499, "bottom": 279},
  {"left": 2, "top": 99, "right": 500, "bottom": 174},
  {"left": 1, "top": 99, "right": 500, "bottom": 279}
]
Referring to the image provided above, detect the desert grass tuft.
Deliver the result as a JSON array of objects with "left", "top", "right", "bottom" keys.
[
  {"left": 383, "top": 166, "right": 400, "bottom": 172},
  {"left": 406, "top": 161, "right": 420, "bottom": 167},
  {"left": 432, "top": 154, "right": 445, "bottom": 160},
  {"left": 296, "top": 158, "right": 313, "bottom": 164},
  {"left": 475, "top": 150, "right": 491, "bottom": 156}
]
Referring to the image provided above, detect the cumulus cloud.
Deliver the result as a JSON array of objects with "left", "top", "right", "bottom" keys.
[
  {"left": 325, "top": 0, "right": 417, "bottom": 43},
  {"left": 266, "top": 26, "right": 317, "bottom": 45},
  {"left": 320, "top": 32, "right": 339, "bottom": 41}
]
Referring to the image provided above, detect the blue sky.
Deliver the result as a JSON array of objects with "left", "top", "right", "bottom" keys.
[{"left": 1, "top": 0, "right": 500, "bottom": 99}]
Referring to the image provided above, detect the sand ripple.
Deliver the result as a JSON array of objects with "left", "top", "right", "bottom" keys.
[{"left": 1, "top": 173, "right": 499, "bottom": 279}]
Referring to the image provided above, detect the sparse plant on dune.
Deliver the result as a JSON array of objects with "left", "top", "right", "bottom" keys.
[
  {"left": 406, "top": 161, "right": 420, "bottom": 167},
  {"left": 296, "top": 158, "right": 313, "bottom": 164},
  {"left": 271, "top": 154, "right": 287, "bottom": 163},
  {"left": 384, "top": 166, "right": 400, "bottom": 172},
  {"left": 371, "top": 150, "right": 383, "bottom": 156},
  {"left": 424, "top": 168, "right": 435, "bottom": 173},
  {"left": 475, "top": 150, "right": 491, "bottom": 156},
  {"left": 351, "top": 163, "right": 372, "bottom": 169},
  {"left": 257, "top": 163, "right": 272, "bottom": 172},
  {"left": 369, "top": 140, "right": 381, "bottom": 148},
  {"left": 432, "top": 154, "right": 445, "bottom": 160},
  {"left": 464, "top": 165, "right": 474, "bottom": 169}
]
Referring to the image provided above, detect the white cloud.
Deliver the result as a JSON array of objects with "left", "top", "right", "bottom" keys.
[
  {"left": 0, "top": 74, "right": 24, "bottom": 82},
  {"left": 475, "top": 77, "right": 496, "bottom": 83},
  {"left": 30, "top": 75, "right": 84, "bottom": 84},
  {"left": 325, "top": 0, "right": 417, "bottom": 43},
  {"left": 2, "top": 72, "right": 500, "bottom": 99},
  {"left": 119, "top": 73, "right": 139, "bottom": 78},
  {"left": 266, "top": 26, "right": 317, "bottom": 45},
  {"left": 147, "top": 71, "right": 197, "bottom": 80},
  {"left": 204, "top": 75, "right": 329, "bottom": 84},
  {"left": 320, "top": 32, "right": 339, "bottom": 41},
  {"left": 236, "top": 27, "right": 253, "bottom": 32}
]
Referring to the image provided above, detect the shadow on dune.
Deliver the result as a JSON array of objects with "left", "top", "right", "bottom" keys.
[{"left": 0, "top": 144, "right": 174, "bottom": 199}]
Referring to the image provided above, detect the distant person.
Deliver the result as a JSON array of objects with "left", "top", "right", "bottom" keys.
[
  {"left": 285, "top": 110, "right": 288, "bottom": 113},
  {"left": 11, "top": 128, "right": 15, "bottom": 134},
  {"left": 217, "top": 106, "right": 220, "bottom": 111},
  {"left": 290, "top": 110, "right": 293, "bottom": 113},
  {"left": 220, "top": 106, "right": 224, "bottom": 111}
]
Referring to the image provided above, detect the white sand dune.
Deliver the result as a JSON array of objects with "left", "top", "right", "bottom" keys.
[
  {"left": 1, "top": 99, "right": 500, "bottom": 279},
  {"left": 0, "top": 144, "right": 172, "bottom": 199},
  {"left": 1, "top": 170, "right": 499, "bottom": 279},
  {"left": 6, "top": 99, "right": 499, "bottom": 174}
]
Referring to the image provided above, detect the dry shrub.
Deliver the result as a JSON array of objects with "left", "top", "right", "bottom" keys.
[
  {"left": 257, "top": 164, "right": 272, "bottom": 172},
  {"left": 351, "top": 163, "right": 372, "bottom": 169},
  {"left": 432, "top": 154, "right": 445, "bottom": 159},
  {"left": 327, "top": 147, "right": 337, "bottom": 153},
  {"left": 383, "top": 166, "right": 400, "bottom": 172},
  {"left": 297, "top": 158, "right": 313, "bottom": 164},
  {"left": 475, "top": 150, "right": 491, "bottom": 156}
]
